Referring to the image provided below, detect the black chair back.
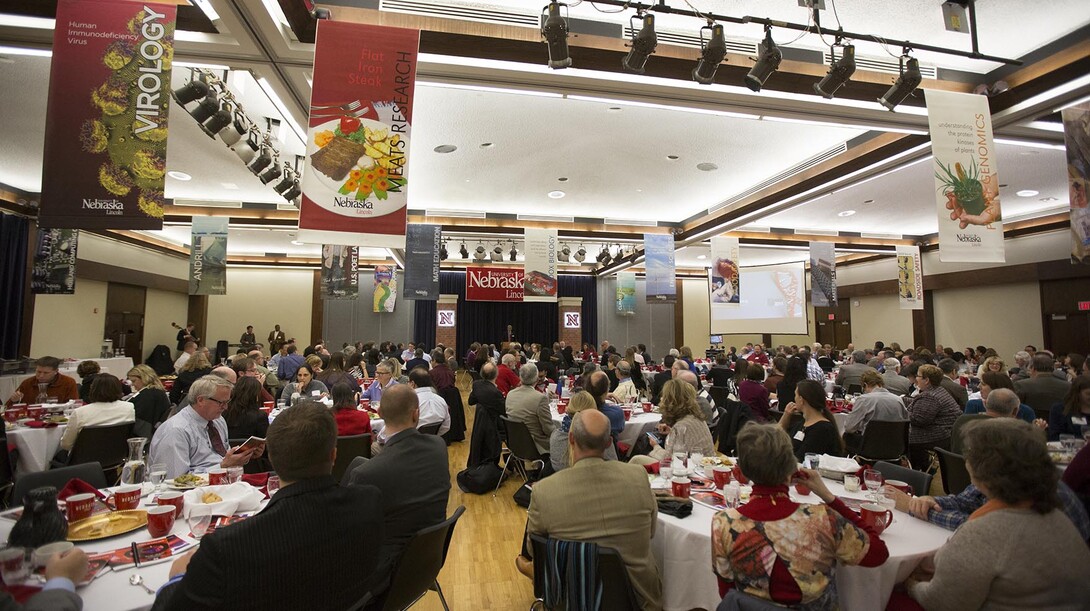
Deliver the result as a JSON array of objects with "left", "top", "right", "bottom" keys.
[
  {"left": 381, "top": 506, "right": 466, "bottom": 611},
  {"left": 529, "top": 533, "right": 641, "bottom": 611},
  {"left": 419, "top": 422, "right": 443, "bottom": 436},
  {"left": 68, "top": 423, "right": 135, "bottom": 483},
  {"left": 332, "top": 434, "right": 372, "bottom": 483},
  {"left": 215, "top": 340, "right": 229, "bottom": 364},
  {"left": 12, "top": 462, "right": 107, "bottom": 506},
  {"left": 934, "top": 448, "right": 972, "bottom": 495},
  {"left": 339, "top": 455, "right": 370, "bottom": 487},
  {"left": 716, "top": 400, "right": 753, "bottom": 456},
  {"left": 499, "top": 416, "right": 544, "bottom": 463},
  {"left": 856, "top": 420, "right": 910, "bottom": 462},
  {"left": 874, "top": 460, "right": 933, "bottom": 496},
  {"left": 707, "top": 386, "right": 732, "bottom": 410},
  {"left": 846, "top": 384, "right": 863, "bottom": 395}
]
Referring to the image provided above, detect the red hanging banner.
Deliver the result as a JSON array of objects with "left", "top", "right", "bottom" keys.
[
  {"left": 297, "top": 21, "right": 419, "bottom": 248},
  {"left": 465, "top": 267, "right": 525, "bottom": 302}
]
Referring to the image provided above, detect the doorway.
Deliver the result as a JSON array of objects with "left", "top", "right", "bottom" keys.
[
  {"left": 105, "top": 283, "right": 146, "bottom": 364},
  {"left": 814, "top": 303, "right": 852, "bottom": 350}
]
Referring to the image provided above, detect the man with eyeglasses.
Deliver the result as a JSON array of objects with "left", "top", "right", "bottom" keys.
[
  {"left": 150, "top": 375, "right": 261, "bottom": 478},
  {"left": 362, "top": 359, "right": 400, "bottom": 404}
]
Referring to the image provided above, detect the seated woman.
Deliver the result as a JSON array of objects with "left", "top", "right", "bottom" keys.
[
  {"left": 125, "top": 364, "right": 171, "bottom": 428},
  {"left": 280, "top": 364, "right": 328, "bottom": 406},
  {"left": 548, "top": 391, "right": 617, "bottom": 472},
  {"left": 170, "top": 351, "right": 212, "bottom": 404},
  {"left": 224, "top": 377, "right": 269, "bottom": 440},
  {"left": 779, "top": 379, "right": 845, "bottom": 461},
  {"left": 738, "top": 365, "right": 771, "bottom": 423},
  {"left": 712, "top": 423, "right": 888, "bottom": 608},
  {"left": 331, "top": 382, "right": 371, "bottom": 437},
  {"left": 1047, "top": 375, "right": 1090, "bottom": 441},
  {"left": 319, "top": 352, "right": 360, "bottom": 394},
  {"left": 76, "top": 360, "right": 100, "bottom": 403},
  {"left": 60, "top": 374, "right": 135, "bottom": 452},
  {"left": 907, "top": 419, "right": 1090, "bottom": 608},
  {"left": 638, "top": 379, "right": 716, "bottom": 463},
  {"left": 345, "top": 352, "right": 367, "bottom": 385},
  {"left": 906, "top": 364, "right": 963, "bottom": 470},
  {"left": 963, "top": 371, "right": 1035, "bottom": 423}
]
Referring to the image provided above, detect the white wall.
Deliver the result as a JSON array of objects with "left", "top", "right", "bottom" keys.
[
  {"left": 78, "top": 233, "right": 187, "bottom": 280},
  {"left": 932, "top": 282, "right": 1043, "bottom": 361},
  {"left": 849, "top": 294, "right": 914, "bottom": 350},
  {"left": 30, "top": 279, "right": 109, "bottom": 358},
  {"left": 205, "top": 267, "right": 314, "bottom": 350},
  {"left": 144, "top": 288, "right": 189, "bottom": 354}
]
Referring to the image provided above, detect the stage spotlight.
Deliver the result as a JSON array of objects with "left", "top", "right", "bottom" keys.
[
  {"left": 597, "top": 245, "right": 613, "bottom": 266},
  {"left": 258, "top": 161, "right": 282, "bottom": 185},
  {"left": 200, "top": 100, "right": 233, "bottom": 138},
  {"left": 440, "top": 242, "right": 449, "bottom": 261},
  {"left": 459, "top": 242, "right": 469, "bottom": 259},
  {"left": 188, "top": 91, "right": 221, "bottom": 123},
  {"left": 745, "top": 27, "right": 782, "bottom": 92},
  {"left": 473, "top": 244, "right": 488, "bottom": 261},
  {"left": 273, "top": 167, "right": 297, "bottom": 194},
  {"left": 814, "top": 43, "right": 856, "bottom": 99},
  {"left": 574, "top": 245, "right": 586, "bottom": 263},
  {"left": 171, "top": 77, "right": 210, "bottom": 106},
  {"left": 692, "top": 23, "right": 727, "bottom": 85},
  {"left": 490, "top": 243, "right": 503, "bottom": 263},
  {"left": 541, "top": 1, "right": 571, "bottom": 69},
  {"left": 282, "top": 181, "right": 301, "bottom": 202},
  {"left": 622, "top": 13, "right": 657, "bottom": 74},
  {"left": 878, "top": 54, "right": 922, "bottom": 111},
  {"left": 558, "top": 244, "right": 571, "bottom": 262},
  {"left": 247, "top": 143, "right": 274, "bottom": 175},
  {"left": 509, "top": 242, "right": 519, "bottom": 262}
]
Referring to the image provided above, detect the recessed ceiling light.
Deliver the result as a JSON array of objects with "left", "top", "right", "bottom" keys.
[
  {"left": 1016, "top": 189, "right": 1039, "bottom": 197},
  {"left": 697, "top": 254, "right": 707, "bottom": 260},
  {"left": 607, "top": 106, "right": 622, "bottom": 112},
  {"left": 863, "top": 199, "right": 874, "bottom": 204},
  {"left": 666, "top": 155, "right": 679, "bottom": 161},
  {"left": 221, "top": 182, "right": 239, "bottom": 190},
  {"left": 479, "top": 142, "right": 493, "bottom": 148},
  {"left": 999, "top": 184, "right": 1008, "bottom": 188},
  {"left": 548, "top": 191, "right": 565, "bottom": 199},
  {"left": 636, "top": 189, "right": 643, "bottom": 193},
  {"left": 290, "top": 240, "right": 303, "bottom": 245},
  {"left": 465, "top": 178, "right": 471, "bottom": 183},
  {"left": 1040, "top": 196, "right": 1058, "bottom": 202},
  {"left": 558, "top": 177, "right": 568, "bottom": 182},
  {"left": 167, "top": 171, "right": 191, "bottom": 181},
  {"left": 697, "top": 162, "right": 718, "bottom": 171},
  {"left": 838, "top": 210, "right": 856, "bottom": 217},
  {"left": 433, "top": 144, "right": 457, "bottom": 153}
]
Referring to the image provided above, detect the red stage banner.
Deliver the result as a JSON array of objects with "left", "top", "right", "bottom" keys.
[
  {"left": 297, "top": 21, "right": 419, "bottom": 248},
  {"left": 39, "top": 0, "right": 176, "bottom": 230},
  {"left": 466, "top": 266, "right": 525, "bottom": 302}
]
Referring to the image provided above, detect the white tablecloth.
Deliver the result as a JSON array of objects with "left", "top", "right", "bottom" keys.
[
  {"left": 652, "top": 475, "right": 952, "bottom": 611},
  {"left": 8, "top": 425, "right": 68, "bottom": 477},
  {"left": 0, "top": 376, "right": 22, "bottom": 404},
  {"left": 58, "top": 357, "right": 135, "bottom": 383},
  {"left": 551, "top": 404, "right": 661, "bottom": 447}
]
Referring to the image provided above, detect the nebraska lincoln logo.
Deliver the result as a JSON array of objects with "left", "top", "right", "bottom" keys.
[
  {"left": 465, "top": 266, "right": 524, "bottom": 302},
  {"left": 437, "top": 311, "right": 455, "bottom": 327},
  {"left": 564, "top": 312, "right": 581, "bottom": 328}
]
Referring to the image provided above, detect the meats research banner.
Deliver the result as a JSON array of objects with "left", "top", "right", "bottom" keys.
[
  {"left": 523, "top": 228, "right": 558, "bottom": 302},
  {"left": 189, "top": 217, "right": 227, "bottom": 295},
  {"left": 1062, "top": 103, "right": 1090, "bottom": 264},
  {"left": 896, "top": 245, "right": 924, "bottom": 310},
  {"left": 925, "top": 90, "right": 1005, "bottom": 263},
  {"left": 32, "top": 228, "right": 79, "bottom": 295},
  {"left": 402, "top": 224, "right": 440, "bottom": 300},
  {"left": 297, "top": 21, "right": 419, "bottom": 248},
  {"left": 39, "top": 0, "right": 176, "bottom": 230},
  {"left": 616, "top": 272, "right": 636, "bottom": 315},
  {"left": 466, "top": 266, "right": 524, "bottom": 302},
  {"left": 644, "top": 233, "right": 676, "bottom": 304},
  {"left": 373, "top": 265, "right": 397, "bottom": 312},
  {"left": 809, "top": 242, "right": 838, "bottom": 307},
  {"left": 710, "top": 237, "right": 740, "bottom": 306},
  {"left": 320, "top": 245, "right": 358, "bottom": 300}
]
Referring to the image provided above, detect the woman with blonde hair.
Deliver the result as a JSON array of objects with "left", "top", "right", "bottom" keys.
[
  {"left": 644, "top": 379, "right": 715, "bottom": 461},
  {"left": 125, "top": 364, "right": 170, "bottom": 426},
  {"left": 170, "top": 350, "right": 212, "bottom": 404},
  {"left": 977, "top": 355, "right": 1006, "bottom": 378},
  {"left": 548, "top": 391, "right": 617, "bottom": 471}
]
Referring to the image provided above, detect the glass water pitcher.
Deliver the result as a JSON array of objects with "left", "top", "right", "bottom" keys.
[{"left": 120, "top": 437, "right": 148, "bottom": 485}]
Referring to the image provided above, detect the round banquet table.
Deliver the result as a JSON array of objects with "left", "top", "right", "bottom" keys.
[
  {"left": 8, "top": 424, "right": 68, "bottom": 477},
  {"left": 550, "top": 402, "right": 660, "bottom": 448},
  {"left": 651, "top": 473, "right": 953, "bottom": 611}
]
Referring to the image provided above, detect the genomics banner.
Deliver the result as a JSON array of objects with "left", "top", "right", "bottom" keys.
[
  {"left": 925, "top": 90, "right": 1005, "bottom": 263},
  {"left": 189, "top": 217, "right": 227, "bottom": 295},
  {"left": 320, "top": 245, "right": 358, "bottom": 300},
  {"left": 39, "top": 0, "right": 176, "bottom": 230},
  {"left": 465, "top": 266, "right": 523, "bottom": 302},
  {"left": 523, "top": 228, "right": 558, "bottom": 302},
  {"left": 402, "top": 224, "right": 440, "bottom": 300},
  {"left": 644, "top": 233, "right": 676, "bottom": 304},
  {"left": 616, "top": 272, "right": 636, "bottom": 315},
  {"left": 297, "top": 21, "right": 419, "bottom": 248},
  {"left": 373, "top": 265, "right": 397, "bottom": 312},
  {"left": 1062, "top": 103, "right": 1090, "bottom": 264},
  {"left": 809, "top": 242, "right": 838, "bottom": 307},
  {"left": 896, "top": 245, "right": 924, "bottom": 310},
  {"left": 710, "top": 237, "right": 740, "bottom": 306},
  {"left": 32, "top": 229, "right": 79, "bottom": 295}
]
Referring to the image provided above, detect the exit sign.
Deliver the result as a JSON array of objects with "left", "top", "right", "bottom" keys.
[
  {"left": 827, "top": 314, "right": 835, "bottom": 320},
  {"left": 1079, "top": 301, "right": 1090, "bottom": 311}
]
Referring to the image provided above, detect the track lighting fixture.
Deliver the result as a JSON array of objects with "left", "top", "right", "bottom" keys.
[
  {"left": 459, "top": 242, "right": 469, "bottom": 259},
  {"left": 878, "top": 53, "right": 922, "bottom": 111},
  {"left": 440, "top": 242, "right": 449, "bottom": 261},
  {"left": 273, "top": 167, "right": 297, "bottom": 194},
  {"left": 473, "top": 244, "right": 487, "bottom": 261},
  {"left": 171, "top": 77, "right": 210, "bottom": 107},
  {"left": 509, "top": 241, "right": 519, "bottom": 262},
  {"left": 597, "top": 245, "right": 613, "bottom": 266},
  {"left": 692, "top": 22, "right": 727, "bottom": 85},
  {"left": 622, "top": 12, "right": 657, "bottom": 74},
  {"left": 745, "top": 26, "right": 782, "bottom": 93},
  {"left": 558, "top": 244, "right": 571, "bottom": 262},
  {"left": 541, "top": 2, "right": 572, "bottom": 69},
  {"left": 258, "top": 159, "right": 283, "bottom": 184},
  {"left": 814, "top": 43, "right": 856, "bottom": 99},
  {"left": 573, "top": 245, "right": 587, "bottom": 263},
  {"left": 490, "top": 243, "right": 504, "bottom": 263}
]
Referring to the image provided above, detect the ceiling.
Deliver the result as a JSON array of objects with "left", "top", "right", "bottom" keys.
[{"left": 0, "top": 0, "right": 1087, "bottom": 272}]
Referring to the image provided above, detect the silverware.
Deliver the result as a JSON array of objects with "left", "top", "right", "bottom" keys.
[
  {"left": 129, "top": 574, "right": 154, "bottom": 594},
  {"left": 310, "top": 99, "right": 365, "bottom": 112},
  {"left": 310, "top": 105, "right": 371, "bottom": 120}
]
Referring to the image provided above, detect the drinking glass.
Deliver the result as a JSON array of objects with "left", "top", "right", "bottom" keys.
[
  {"left": 187, "top": 506, "right": 213, "bottom": 540},
  {"left": 1060, "top": 434, "right": 1077, "bottom": 452},
  {"left": 226, "top": 466, "right": 244, "bottom": 484},
  {"left": 804, "top": 453, "right": 821, "bottom": 470},
  {"left": 267, "top": 475, "right": 281, "bottom": 497},
  {"left": 864, "top": 469, "right": 883, "bottom": 502},
  {"left": 148, "top": 463, "right": 168, "bottom": 494},
  {"left": 0, "top": 547, "right": 27, "bottom": 585},
  {"left": 689, "top": 452, "right": 704, "bottom": 475},
  {"left": 658, "top": 456, "right": 672, "bottom": 481}
]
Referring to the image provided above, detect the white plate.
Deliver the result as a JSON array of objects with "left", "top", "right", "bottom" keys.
[{"left": 306, "top": 117, "right": 394, "bottom": 195}]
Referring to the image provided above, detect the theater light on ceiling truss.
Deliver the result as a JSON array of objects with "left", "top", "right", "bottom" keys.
[{"left": 541, "top": 1, "right": 571, "bottom": 69}]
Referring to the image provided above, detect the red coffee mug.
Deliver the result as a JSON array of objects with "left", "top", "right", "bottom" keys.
[
  {"left": 860, "top": 503, "right": 894, "bottom": 534},
  {"left": 641, "top": 401, "right": 652, "bottom": 413},
  {"left": 712, "top": 466, "right": 732, "bottom": 489},
  {"left": 113, "top": 485, "right": 142, "bottom": 511},
  {"left": 2, "top": 410, "right": 19, "bottom": 424},
  {"left": 731, "top": 464, "right": 749, "bottom": 485},
  {"left": 65, "top": 493, "right": 96, "bottom": 522},
  {"left": 622, "top": 408, "right": 632, "bottom": 421},
  {"left": 671, "top": 477, "right": 692, "bottom": 499},
  {"left": 26, "top": 406, "right": 45, "bottom": 420},
  {"left": 794, "top": 482, "right": 811, "bottom": 496},
  {"left": 147, "top": 506, "right": 176, "bottom": 537},
  {"left": 263, "top": 401, "right": 274, "bottom": 409},
  {"left": 157, "top": 491, "right": 184, "bottom": 518},
  {"left": 556, "top": 402, "right": 566, "bottom": 415},
  {"left": 207, "top": 468, "right": 228, "bottom": 485},
  {"left": 884, "top": 479, "right": 913, "bottom": 495}
]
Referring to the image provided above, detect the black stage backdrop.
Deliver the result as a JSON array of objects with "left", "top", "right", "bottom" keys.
[
  {"left": 413, "top": 272, "right": 597, "bottom": 362},
  {"left": 0, "top": 213, "right": 29, "bottom": 358}
]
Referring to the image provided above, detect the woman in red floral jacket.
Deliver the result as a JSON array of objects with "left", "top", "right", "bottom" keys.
[{"left": 330, "top": 382, "right": 371, "bottom": 437}]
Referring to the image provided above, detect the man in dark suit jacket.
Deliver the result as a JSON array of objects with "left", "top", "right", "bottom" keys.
[
  {"left": 347, "top": 385, "right": 450, "bottom": 588},
  {"left": 467, "top": 363, "right": 506, "bottom": 466},
  {"left": 153, "top": 401, "right": 385, "bottom": 611},
  {"left": 1015, "top": 354, "right": 1072, "bottom": 419},
  {"left": 650, "top": 355, "right": 676, "bottom": 404}
]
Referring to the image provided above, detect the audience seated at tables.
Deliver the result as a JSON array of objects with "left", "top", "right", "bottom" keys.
[
  {"left": 675, "top": 370, "right": 715, "bottom": 424},
  {"left": 496, "top": 353, "right": 521, "bottom": 397},
  {"left": 841, "top": 370, "right": 908, "bottom": 450},
  {"left": 548, "top": 391, "right": 618, "bottom": 472},
  {"left": 317, "top": 352, "right": 360, "bottom": 394},
  {"left": 1015, "top": 354, "right": 1071, "bottom": 418},
  {"left": 816, "top": 348, "right": 836, "bottom": 373},
  {"left": 586, "top": 371, "right": 626, "bottom": 440},
  {"left": 706, "top": 353, "right": 734, "bottom": 388},
  {"left": 962, "top": 371, "right": 1035, "bottom": 423},
  {"left": 800, "top": 345, "right": 824, "bottom": 382},
  {"left": 467, "top": 362, "right": 506, "bottom": 468},
  {"left": 505, "top": 363, "right": 554, "bottom": 461},
  {"left": 173, "top": 341, "right": 196, "bottom": 374},
  {"left": 346, "top": 385, "right": 449, "bottom": 598},
  {"left": 5, "top": 356, "right": 79, "bottom": 408},
  {"left": 650, "top": 354, "right": 676, "bottom": 404},
  {"left": 304, "top": 354, "right": 324, "bottom": 377},
  {"left": 835, "top": 350, "right": 873, "bottom": 391},
  {"left": 763, "top": 356, "right": 785, "bottom": 394},
  {"left": 152, "top": 401, "right": 386, "bottom": 611},
  {"left": 951, "top": 388, "right": 1020, "bottom": 454},
  {"left": 169, "top": 351, "right": 213, "bottom": 405},
  {"left": 612, "top": 360, "right": 640, "bottom": 404},
  {"left": 428, "top": 350, "right": 456, "bottom": 391},
  {"left": 404, "top": 347, "right": 429, "bottom": 373},
  {"left": 223, "top": 377, "right": 269, "bottom": 441},
  {"left": 711, "top": 423, "right": 888, "bottom": 608},
  {"left": 125, "top": 364, "right": 171, "bottom": 430},
  {"left": 774, "top": 357, "right": 807, "bottom": 410},
  {"left": 275, "top": 343, "right": 305, "bottom": 382},
  {"left": 168, "top": 366, "right": 236, "bottom": 419},
  {"left": 880, "top": 358, "right": 912, "bottom": 396},
  {"left": 633, "top": 379, "right": 715, "bottom": 464},
  {"left": 228, "top": 356, "right": 274, "bottom": 404},
  {"left": 905, "top": 419, "right": 1090, "bottom": 609},
  {"left": 906, "top": 364, "right": 962, "bottom": 471},
  {"left": 58, "top": 373, "right": 135, "bottom": 453},
  {"left": 75, "top": 360, "right": 99, "bottom": 403},
  {"left": 1045, "top": 374, "right": 1090, "bottom": 441},
  {"left": 778, "top": 379, "right": 844, "bottom": 462},
  {"left": 330, "top": 382, "right": 371, "bottom": 437},
  {"left": 406, "top": 367, "right": 450, "bottom": 437},
  {"left": 743, "top": 344, "right": 769, "bottom": 367},
  {"left": 738, "top": 365, "right": 771, "bottom": 424},
  {"left": 526, "top": 409, "right": 663, "bottom": 611},
  {"left": 344, "top": 351, "right": 367, "bottom": 385},
  {"left": 362, "top": 359, "right": 399, "bottom": 403},
  {"left": 0, "top": 547, "right": 88, "bottom": 611},
  {"left": 936, "top": 358, "right": 969, "bottom": 408},
  {"left": 279, "top": 364, "right": 327, "bottom": 406}
]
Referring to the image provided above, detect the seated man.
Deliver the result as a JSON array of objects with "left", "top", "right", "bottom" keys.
[
  {"left": 496, "top": 354, "right": 521, "bottom": 397},
  {"left": 586, "top": 371, "right": 625, "bottom": 439},
  {"left": 346, "top": 385, "right": 449, "bottom": 591},
  {"left": 406, "top": 368, "right": 450, "bottom": 437},
  {"left": 362, "top": 359, "right": 399, "bottom": 403},
  {"left": 0, "top": 548, "right": 87, "bottom": 611},
  {"left": 5, "top": 356, "right": 79, "bottom": 407},
  {"left": 880, "top": 358, "right": 912, "bottom": 396},
  {"left": 152, "top": 401, "right": 386, "bottom": 610},
  {"left": 404, "top": 348, "right": 429, "bottom": 373},
  {"left": 275, "top": 343, "right": 305, "bottom": 382},
  {"left": 950, "top": 388, "right": 1018, "bottom": 454},
  {"left": 613, "top": 361, "right": 639, "bottom": 404},
  {"left": 676, "top": 370, "right": 716, "bottom": 424},
  {"left": 149, "top": 376, "right": 259, "bottom": 478},
  {"left": 526, "top": 410, "right": 662, "bottom": 611},
  {"left": 650, "top": 355, "right": 676, "bottom": 405},
  {"left": 174, "top": 341, "right": 196, "bottom": 374},
  {"left": 835, "top": 350, "right": 873, "bottom": 391},
  {"left": 842, "top": 370, "right": 908, "bottom": 452},
  {"left": 230, "top": 357, "right": 274, "bottom": 404},
  {"left": 505, "top": 363, "right": 554, "bottom": 458}
]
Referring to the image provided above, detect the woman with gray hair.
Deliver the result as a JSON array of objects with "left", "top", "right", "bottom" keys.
[{"left": 712, "top": 422, "right": 888, "bottom": 607}]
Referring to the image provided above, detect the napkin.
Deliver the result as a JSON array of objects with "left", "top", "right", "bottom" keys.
[
  {"left": 642, "top": 462, "right": 660, "bottom": 475},
  {"left": 656, "top": 498, "right": 692, "bottom": 519},
  {"left": 241, "top": 473, "right": 270, "bottom": 498},
  {"left": 181, "top": 482, "right": 264, "bottom": 518},
  {"left": 22, "top": 421, "right": 57, "bottom": 429},
  {"left": 58, "top": 478, "right": 108, "bottom": 501},
  {"left": 819, "top": 454, "right": 861, "bottom": 473}
]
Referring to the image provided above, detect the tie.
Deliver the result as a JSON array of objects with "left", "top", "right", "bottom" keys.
[{"left": 207, "top": 422, "right": 227, "bottom": 457}]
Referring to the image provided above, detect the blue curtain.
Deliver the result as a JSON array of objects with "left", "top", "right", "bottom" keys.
[
  {"left": 413, "top": 272, "right": 597, "bottom": 358},
  {"left": 0, "top": 213, "right": 29, "bottom": 358}
]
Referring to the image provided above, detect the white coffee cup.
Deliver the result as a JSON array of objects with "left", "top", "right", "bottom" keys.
[{"left": 844, "top": 474, "right": 861, "bottom": 492}]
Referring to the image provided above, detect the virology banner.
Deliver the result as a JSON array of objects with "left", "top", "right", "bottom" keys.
[
  {"left": 297, "top": 21, "right": 419, "bottom": 248},
  {"left": 402, "top": 224, "right": 441, "bottom": 300},
  {"left": 896, "top": 245, "right": 924, "bottom": 310},
  {"left": 710, "top": 237, "right": 740, "bottom": 306},
  {"left": 1061, "top": 103, "right": 1090, "bottom": 264},
  {"left": 32, "top": 229, "right": 79, "bottom": 295},
  {"left": 925, "top": 90, "right": 1005, "bottom": 262},
  {"left": 320, "top": 245, "right": 358, "bottom": 300},
  {"left": 373, "top": 265, "right": 397, "bottom": 312},
  {"left": 39, "top": 0, "right": 176, "bottom": 229},
  {"left": 616, "top": 272, "right": 636, "bottom": 315},
  {"left": 523, "top": 228, "right": 558, "bottom": 302},
  {"left": 809, "top": 242, "right": 838, "bottom": 307},
  {"left": 644, "top": 233, "right": 676, "bottom": 304},
  {"left": 189, "top": 217, "right": 227, "bottom": 295}
]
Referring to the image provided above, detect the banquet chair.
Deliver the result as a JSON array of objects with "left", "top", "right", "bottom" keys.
[
  {"left": 380, "top": 505, "right": 466, "bottom": 611},
  {"left": 496, "top": 417, "right": 545, "bottom": 495},
  {"left": 418, "top": 423, "right": 443, "bottom": 436},
  {"left": 874, "top": 460, "right": 933, "bottom": 496},
  {"left": 845, "top": 384, "right": 863, "bottom": 395},
  {"left": 528, "top": 533, "right": 641, "bottom": 611},
  {"left": 853, "top": 420, "right": 910, "bottom": 464},
  {"left": 332, "top": 434, "right": 372, "bottom": 483},
  {"left": 934, "top": 448, "right": 972, "bottom": 495},
  {"left": 11, "top": 462, "right": 107, "bottom": 507},
  {"left": 0, "top": 444, "right": 12, "bottom": 508},
  {"left": 340, "top": 455, "right": 370, "bottom": 487},
  {"left": 66, "top": 423, "right": 134, "bottom": 484}
]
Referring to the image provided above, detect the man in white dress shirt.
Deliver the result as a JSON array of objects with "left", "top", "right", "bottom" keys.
[{"left": 407, "top": 368, "right": 450, "bottom": 436}]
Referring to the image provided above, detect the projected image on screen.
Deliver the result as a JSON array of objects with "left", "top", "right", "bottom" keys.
[{"left": 709, "top": 262, "right": 808, "bottom": 335}]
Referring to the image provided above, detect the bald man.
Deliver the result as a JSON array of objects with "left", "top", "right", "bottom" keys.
[{"left": 676, "top": 370, "right": 716, "bottom": 424}]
